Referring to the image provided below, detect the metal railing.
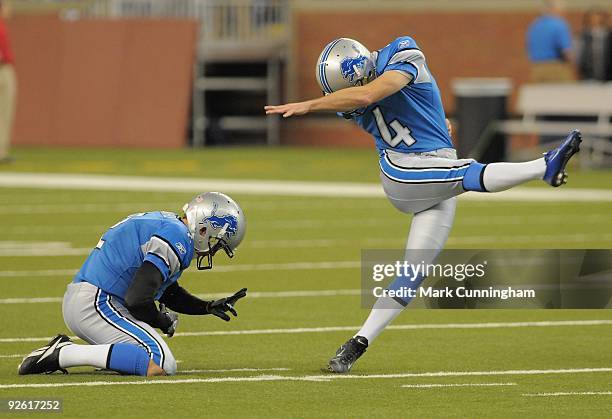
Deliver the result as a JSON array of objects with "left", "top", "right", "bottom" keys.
[
  {"left": 83, "top": 0, "right": 289, "bottom": 43},
  {"left": 18, "top": 0, "right": 288, "bottom": 147}
]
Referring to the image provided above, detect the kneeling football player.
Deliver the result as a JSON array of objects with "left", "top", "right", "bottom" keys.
[{"left": 18, "top": 192, "right": 247, "bottom": 376}]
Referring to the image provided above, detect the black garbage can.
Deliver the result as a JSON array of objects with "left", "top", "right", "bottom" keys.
[{"left": 452, "top": 78, "right": 512, "bottom": 163}]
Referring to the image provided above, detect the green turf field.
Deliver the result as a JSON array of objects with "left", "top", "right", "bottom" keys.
[{"left": 0, "top": 147, "right": 611, "bottom": 417}]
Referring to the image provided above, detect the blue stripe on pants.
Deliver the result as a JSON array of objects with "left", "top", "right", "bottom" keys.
[
  {"left": 379, "top": 154, "right": 470, "bottom": 184},
  {"left": 95, "top": 291, "right": 164, "bottom": 367}
]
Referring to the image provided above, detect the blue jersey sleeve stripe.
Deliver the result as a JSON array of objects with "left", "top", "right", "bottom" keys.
[
  {"left": 144, "top": 254, "right": 171, "bottom": 281},
  {"left": 147, "top": 252, "right": 171, "bottom": 270},
  {"left": 385, "top": 62, "right": 418, "bottom": 81},
  {"left": 146, "top": 252, "right": 170, "bottom": 269},
  {"left": 405, "top": 63, "right": 418, "bottom": 84},
  {"left": 391, "top": 46, "right": 421, "bottom": 54}
]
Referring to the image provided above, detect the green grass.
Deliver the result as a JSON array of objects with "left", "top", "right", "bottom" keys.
[
  {"left": 2, "top": 146, "right": 612, "bottom": 188},
  {"left": 0, "top": 147, "right": 611, "bottom": 418}
]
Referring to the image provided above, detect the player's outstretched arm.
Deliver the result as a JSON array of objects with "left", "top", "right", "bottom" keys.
[{"left": 264, "top": 71, "right": 411, "bottom": 118}]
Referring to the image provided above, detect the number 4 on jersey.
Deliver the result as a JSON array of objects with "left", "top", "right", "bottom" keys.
[{"left": 372, "top": 106, "right": 416, "bottom": 147}]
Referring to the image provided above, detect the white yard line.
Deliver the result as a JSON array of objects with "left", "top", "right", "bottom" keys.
[
  {"left": 0, "top": 289, "right": 362, "bottom": 305},
  {"left": 174, "top": 320, "right": 612, "bottom": 338},
  {"left": 0, "top": 354, "right": 24, "bottom": 358},
  {"left": 523, "top": 391, "right": 612, "bottom": 397},
  {"left": 1, "top": 230, "right": 610, "bottom": 258},
  {"left": 0, "top": 269, "right": 78, "bottom": 278},
  {"left": 447, "top": 233, "right": 612, "bottom": 245},
  {"left": 0, "top": 249, "right": 91, "bottom": 257},
  {"left": 0, "top": 297, "right": 64, "bottom": 304},
  {"left": 2, "top": 225, "right": 105, "bottom": 235},
  {"left": 1, "top": 320, "right": 611, "bottom": 344},
  {"left": 1, "top": 172, "right": 610, "bottom": 201},
  {"left": 0, "top": 203, "right": 177, "bottom": 215},
  {"left": 261, "top": 214, "right": 611, "bottom": 229},
  {"left": 0, "top": 261, "right": 361, "bottom": 278},
  {"left": 0, "top": 173, "right": 386, "bottom": 197},
  {"left": 401, "top": 382, "right": 517, "bottom": 388},
  {"left": 2, "top": 214, "right": 609, "bottom": 232},
  {"left": 0, "top": 368, "right": 610, "bottom": 389},
  {"left": 0, "top": 241, "right": 92, "bottom": 257}
]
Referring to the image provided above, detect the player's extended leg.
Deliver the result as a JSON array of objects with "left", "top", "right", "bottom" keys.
[
  {"left": 19, "top": 282, "right": 176, "bottom": 376},
  {"left": 328, "top": 198, "right": 456, "bottom": 373},
  {"left": 327, "top": 130, "right": 582, "bottom": 373},
  {"left": 465, "top": 129, "right": 582, "bottom": 193}
]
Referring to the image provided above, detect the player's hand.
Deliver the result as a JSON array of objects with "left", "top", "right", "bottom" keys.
[
  {"left": 446, "top": 118, "right": 453, "bottom": 136},
  {"left": 265, "top": 102, "right": 311, "bottom": 118},
  {"left": 159, "top": 303, "right": 179, "bottom": 337},
  {"left": 206, "top": 288, "right": 248, "bottom": 321}
]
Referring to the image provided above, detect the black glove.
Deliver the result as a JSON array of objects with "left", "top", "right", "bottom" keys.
[
  {"left": 158, "top": 303, "right": 179, "bottom": 337},
  {"left": 206, "top": 288, "right": 247, "bottom": 321}
]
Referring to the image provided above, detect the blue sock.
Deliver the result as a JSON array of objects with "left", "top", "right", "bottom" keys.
[
  {"left": 107, "top": 344, "right": 150, "bottom": 376},
  {"left": 462, "top": 161, "right": 488, "bottom": 192},
  {"left": 387, "top": 267, "right": 425, "bottom": 306}
]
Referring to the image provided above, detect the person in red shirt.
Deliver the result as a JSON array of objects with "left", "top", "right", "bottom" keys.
[{"left": 0, "top": 0, "right": 15, "bottom": 163}]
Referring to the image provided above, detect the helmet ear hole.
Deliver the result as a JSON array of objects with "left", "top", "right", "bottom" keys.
[{"left": 199, "top": 226, "right": 207, "bottom": 236}]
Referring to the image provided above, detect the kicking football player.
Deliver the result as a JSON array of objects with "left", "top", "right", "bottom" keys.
[
  {"left": 18, "top": 192, "right": 247, "bottom": 376},
  {"left": 265, "top": 37, "right": 581, "bottom": 373}
]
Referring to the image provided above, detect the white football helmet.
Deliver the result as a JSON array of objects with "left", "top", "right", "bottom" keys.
[
  {"left": 315, "top": 38, "right": 376, "bottom": 94},
  {"left": 182, "top": 192, "right": 246, "bottom": 270}
]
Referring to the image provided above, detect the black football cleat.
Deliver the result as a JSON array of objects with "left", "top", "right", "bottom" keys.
[
  {"left": 18, "top": 334, "right": 72, "bottom": 375},
  {"left": 327, "top": 335, "right": 368, "bottom": 373},
  {"left": 543, "top": 129, "right": 582, "bottom": 187}
]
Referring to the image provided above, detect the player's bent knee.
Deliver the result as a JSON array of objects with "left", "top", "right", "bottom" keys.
[
  {"left": 107, "top": 343, "right": 151, "bottom": 376},
  {"left": 462, "top": 161, "right": 488, "bottom": 192}
]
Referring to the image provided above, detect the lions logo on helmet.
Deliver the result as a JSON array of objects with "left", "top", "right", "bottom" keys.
[
  {"left": 340, "top": 55, "right": 368, "bottom": 83},
  {"left": 204, "top": 203, "right": 239, "bottom": 238},
  {"left": 315, "top": 38, "right": 375, "bottom": 94}
]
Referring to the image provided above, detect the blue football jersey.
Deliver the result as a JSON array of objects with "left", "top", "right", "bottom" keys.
[
  {"left": 350, "top": 36, "right": 453, "bottom": 154},
  {"left": 73, "top": 211, "right": 194, "bottom": 301}
]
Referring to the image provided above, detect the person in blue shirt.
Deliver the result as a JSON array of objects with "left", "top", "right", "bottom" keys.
[
  {"left": 526, "top": 0, "right": 574, "bottom": 82},
  {"left": 265, "top": 36, "right": 582, "bottom": 373},
  {"left": 18, "top": 192, "right": 247, "bottom": 377}
]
